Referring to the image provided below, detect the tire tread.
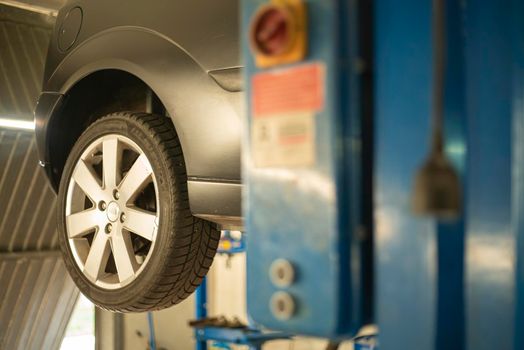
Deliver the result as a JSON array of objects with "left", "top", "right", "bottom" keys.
[{"left": 58, "top": 112, "right": 220, "bottom": 312}]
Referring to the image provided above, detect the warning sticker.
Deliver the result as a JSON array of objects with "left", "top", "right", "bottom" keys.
[
  {"left": 251, "top": 63, "right": 325, "bottom": 168},
  {"left": 252, "top": 112, "right": 315, "bottom": 167}
]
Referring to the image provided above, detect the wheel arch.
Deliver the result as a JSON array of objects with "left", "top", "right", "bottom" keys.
[
  {"left": 41, "top": 68, "right": 166, "bottom": 191},
  {"left": 38, "top": 27, "right": 241, "bottom": 191}
]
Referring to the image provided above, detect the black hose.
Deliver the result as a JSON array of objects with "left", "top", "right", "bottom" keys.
[{"left": 431, "top": 0, "right": 445, "bottom": 156}]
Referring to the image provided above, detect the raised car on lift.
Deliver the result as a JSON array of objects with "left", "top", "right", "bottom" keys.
[{"left": 35, "top": 0, "right": 241, "bottom": 312}]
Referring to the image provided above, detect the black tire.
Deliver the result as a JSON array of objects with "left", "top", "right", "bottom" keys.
[{"left": 57, "top": 112, "right": 220, "bottom": 312}]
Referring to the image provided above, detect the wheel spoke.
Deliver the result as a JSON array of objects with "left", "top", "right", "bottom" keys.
[
  {"left": 123, "top": 208, "right": 158, "bottom": 241},
  {"left": 67, "top": 133, "right": 159, "bottom": 289},
  {"left": 66, "top": 209, "right": 100, "bottom": 238},
  {"left": 103, "top": 138, "right": 122, "bottom": 189},
  {"left": 83, "top": 231, "right": 111, "bottom": 281},
  {"left": 73, "top": 159, "right": 104, "bottom": 201},
  {"left": 119, "top": 154, "right": 152, "bottom": 202},
  {"left": 111, "top": 229, "right": 138, "bottom": 283}
]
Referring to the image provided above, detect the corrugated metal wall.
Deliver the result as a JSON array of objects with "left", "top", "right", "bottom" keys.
[
  {"left": 0, "top": 130, "right": 58, "bottom": 251},
  {"left": 0, "top": 4, "right": 80, "bottom": 350},
  {"left": 0, "top": 252, "right": 79, "bottom": 350},
  {"left": 0, "top": 3, "right": 53, "bottom": 121}
]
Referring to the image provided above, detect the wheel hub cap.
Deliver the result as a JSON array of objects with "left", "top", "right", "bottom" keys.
[{"left": 106, "top": 201, "right": 120, "bottom": 222}]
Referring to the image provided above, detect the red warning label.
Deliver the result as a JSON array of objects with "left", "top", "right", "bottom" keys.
[
  {"left": 252, "top": 63, "right": 325, "bottom": 117},
  {"left": 250, "top": 63, "right": 325, "bottom": 168}
]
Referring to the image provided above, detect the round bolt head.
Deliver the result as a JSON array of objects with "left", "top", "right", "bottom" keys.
[
  {"left": 113, "top": 189, "right": 120, "bottom": 200},
  {"left": 105, "top": 223, "right": 112, "bottom": 234},
  {"left": 270, "top": 291, "right": 295, "bottom": 320},
  {"left": 120, "top": 212, "right": 126, "bottom": 223},
  {"left": 99, "top": 201, "right": 107, "bottom": 211},
  {"left": 269, "top": 259, "right": 295, "bottom": 287}
]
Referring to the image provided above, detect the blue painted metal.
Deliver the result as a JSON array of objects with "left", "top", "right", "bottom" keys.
[
  {"left": 374, "top": 2, "right": 436, "bottom": 348},
  {"left": 354, "top": 335, "right": 378, "bottom": 350},
  {"left": 147, "top": 312, "right": 157, "bottom": 350},
  {"left": 465, "top": 5, "right": 514, "bottom": 348},
  {"left": 210, "top": 343, "right": 232, "bottom": 350},
  {"left": 194, "top": 233, "right": 291, "bottom": 350},
  {"left": 194, "top": 277, "right": 291, "bottom": 350},
  {"left": 436, "top": 1, "right": 466, "bottom": 349},
  {"left": 195, "top": 327, "right": 291, "bottom": 350},
  {"left": 242, "top": 0, "right": 372, "bottom": 338},
  {"left": 240, "top": 0, "right": 524, "bottom": 348},
  {"left": 374, "top": 0, "right": 467, "bottom": 349},
  {"left": 513, "top": 2, "right": 524, "bottom": 349},
  {"left": 464, "top": 1, "right": 524, "bottom": 350},
  {"left": 195, "top": 277, "right": 208, "bottom": 350},
  {"left": 375, "top": 1, "right": 524, "bottom": 349}
]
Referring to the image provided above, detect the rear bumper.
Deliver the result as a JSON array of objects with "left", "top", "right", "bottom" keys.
[
  {"left": 34, "top": 92, "right": 64, "bottom": 192},
  {"left": 188, "top": 179, "right": 243, "bottom": 230}
]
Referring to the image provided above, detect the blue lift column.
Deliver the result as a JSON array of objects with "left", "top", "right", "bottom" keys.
[
  {"left": 463, "top": 1, "right": 524, "bottom": 350},
  {"left": 242, "top": 0, "right": 373, "bottom": 338},
  {"left": 243, "top": 0, "right": 524, "bottom": 348},
  {"left": 375, "top": 0, "right": 467, "bottom": 349},
  {"left": 376, "top": 1, "right": 524, "bottom": 350}
]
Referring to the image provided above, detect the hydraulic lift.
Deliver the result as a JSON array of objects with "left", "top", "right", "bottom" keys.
[
  {"left": 242, "top": 0, "right": 373, "bottom": 340},
  {"left": 241, "top": 0, "right": 524, "bottom": 350},
  {"left": 190, "top": 230, "right": 376, "bottom": 349}
]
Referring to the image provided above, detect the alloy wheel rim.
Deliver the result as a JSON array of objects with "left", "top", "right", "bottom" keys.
[{"left": 65, "top": 134, "right": 159, "bottom": 289}]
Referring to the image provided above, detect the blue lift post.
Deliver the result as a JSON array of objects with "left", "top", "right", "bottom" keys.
[
  {"left": 463, "top": 1, "right": 524, "bottom": 350},
  {"left": 242, "top": 0, "right": 373, "bottom": 339},
  {"left": 374, "top": 0, "right": 466, "bottom": 349},
  {"left": 376, "top": 0, "right": 524, "bottom": 349},
  {"left": 195, "top": 277, "right": 207, "bottom": 350},
  {"left": 147, "top": 312, "right": 157, "bottom": 350},
  {"left": 242, "top": 0, "right": 524, "bottom": 349},
  {"left": 194, "top": 232, "right": 291, "bottom": 350},
  {"left": 195, "top": 229, "right": 245, "bottom": 350}
]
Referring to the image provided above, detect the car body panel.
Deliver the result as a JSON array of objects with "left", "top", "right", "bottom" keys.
[
  {"left": 35, "top": 0, "right": 243, "bottom": 227},
  {"left": 44, "top": 0, "right": 240, "bottom": 82}
]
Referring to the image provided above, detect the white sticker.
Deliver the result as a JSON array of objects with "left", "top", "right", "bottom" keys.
[{"left": 252, "top": 112, "right": 315, "bottom": 168}]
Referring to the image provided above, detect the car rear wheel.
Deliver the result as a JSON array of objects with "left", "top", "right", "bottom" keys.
[{"left": 57, "top": 112, "right": 220, "bottom": 312}]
